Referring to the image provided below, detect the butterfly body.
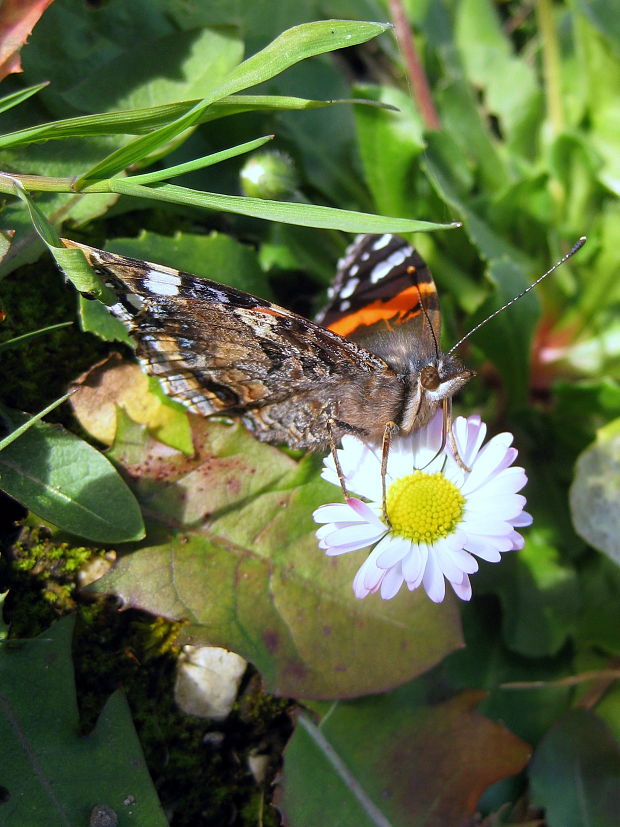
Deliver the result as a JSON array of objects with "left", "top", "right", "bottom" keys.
[{"left": 62, "top": 234, "right": 473, "bottom": 451}]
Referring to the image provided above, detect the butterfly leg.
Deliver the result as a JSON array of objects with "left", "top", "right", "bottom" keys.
[
  {"left": 443, "top": 399, "right": 471, "bottom": 473},
  {"left": 381, "top": 421, "right": 399, "bottom": 524},
  {"left": 327, "top": 419, "right": 349, "bottom": 500}
]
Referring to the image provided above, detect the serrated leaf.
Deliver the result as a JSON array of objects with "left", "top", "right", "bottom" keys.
[
  {"left": 0, "top": 616, "right": 166, "bottom": 825},
  {"left": 0, "top": 407, "right": 144, "bottom": 543}
]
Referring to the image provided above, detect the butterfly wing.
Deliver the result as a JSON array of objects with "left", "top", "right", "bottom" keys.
[
  {"left": 316, "top": 234, "right": 441, "bottom": 372},
  {"left": 63, "top": 239, "right": 404, "bottom": 449}
]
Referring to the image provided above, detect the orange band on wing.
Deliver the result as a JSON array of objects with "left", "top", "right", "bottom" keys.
[{"left": 327, "top": 284, "right": 435, "bottom": 337}]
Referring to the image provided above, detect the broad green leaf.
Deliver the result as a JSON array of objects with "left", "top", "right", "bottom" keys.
[
  {"left": 529, "top": 709, "right": 620, "bottom": 827},
  {"left": 570, "top": 417, "right": 620, "bottom": 564},
  {"left": 467, "top": 256, "right": 539, "bottom": 404},
  {"left": 0, "top": 616, "right": 166, "bottom": 826},
  {"left": 106, "top": 230, "right": 274, "bottom": 299},
  {"left": 86, "top": 396, "right": 463, "bottom": 699},
  {"left": 573, "top": 0, "right": 620, "bottom": 54},
  {"left": 574, "top": 555, "right": 620, "bottom": 656},
  {"left": 110, "top": 179, "right": 458, "bottom": 233},
  {"left": 353, "top": 84, "right": 425, "bottom": 218},
  {"left": 62, "top": 26, "right": 243, "bottom": 113},
  {"left": 75, "top": 20, "right": 393, "bottom": 184},
  {"left": 0, "top": 408, "right": 144, "bottom": 543},
  {"left": 279, "top": 691, "right": 530, "bottom": 826},
  {"left": 455, "top": 0, "right": 541, "bottom": 158},
  {"left": 477, "top": 527, "right": 579, "bottom": 658}
]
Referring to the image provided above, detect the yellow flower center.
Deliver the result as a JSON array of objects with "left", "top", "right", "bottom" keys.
[{"left": 385, "top": 470, "right": 465, "bottom": 543}]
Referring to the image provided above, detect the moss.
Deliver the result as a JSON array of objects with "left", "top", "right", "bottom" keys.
[
  {"left": 1, "top": 524, "right": 293, "bottom": 826},
  {"left": 0, "top": 256, "right": 109, "bottom": 418}
]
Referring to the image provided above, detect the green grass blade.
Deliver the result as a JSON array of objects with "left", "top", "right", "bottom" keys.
[
  {"left": 0, "top": 322, "right": 73, "bottom": 353},
  {"left": 127, "top": 135, "right": 274, "bottom": 185},
  {"left": 111, "top": 180, "right": 458, "bottom": 233},
  {"left": 0, "top": 393, "right": 73, "bottom": 452},
  {"left": 0, "top": 94, "right": 391, "bottom": 149},
  {"left": 0, "top": 81, "right": 48, "bottom": 115}
]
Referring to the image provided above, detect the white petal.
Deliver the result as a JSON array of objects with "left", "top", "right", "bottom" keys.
[
  {"left": 450, "top": 546, "right": 479, "bottom": 574},
  {"left": 478, "top": 466, "right": 527, "bottom": 496},
  {"left": 462, "top": 514, "right": 512, "bottom": 536},
  {"left": 313, "top": 503, "right": 363, "bottom": 524},
  {"left": 402, "top": 543, "right": 427, "bottom": 586},
  {"left": 376, "top": 534, "right": 411, "bottom": 568},
  {"left": 380, "top": 564, "right": 405, "bottom": 599},
  {"left": 465, "top": 493, "right": 527, "bottom": 521},
  {"left": 433, "top": 537, "right": 470, "bottom": 582},
  {"left": 346, "top": 497, "right": 384, "bottom": 526},
  {"left": 453, "top": 415, "right": 486, "bottom": 467},
  {"left": 451, "top": 573, "right": 472, "bottom": 601},
  {"left": 462, "top": 437, "right": 516, "bottom": 494},
  {"left": 422, "top": 552, "right": 446, "bottom": 603},
  {"left": 462, "top": 535, "right": 504, "bottom": 561},
  {"left": 322, "top": 522, "right": 386, "bottom": 547},
  {"left": 511, "top": 510, "right": 533, "bottom": 527},
  {"left": 507, "top": 529, "right": 525, "bottom": 550}
]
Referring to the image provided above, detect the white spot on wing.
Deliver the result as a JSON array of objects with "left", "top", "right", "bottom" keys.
[
  {"left": 339, "top": 277, "right": 359, "bottom": 298},
  {"left": 144, "top": 268, "right": 182, "bottom": 297},
  {"left": 369, "top": 246, "right": 413, "bottom": 283},
  {"left": 372, "top": 234, "right": 392, "bottom": 250}
]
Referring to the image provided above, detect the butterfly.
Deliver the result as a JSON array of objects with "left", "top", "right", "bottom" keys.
[{"left": 62, "top": 232, "right": 584, "bottom": 494}]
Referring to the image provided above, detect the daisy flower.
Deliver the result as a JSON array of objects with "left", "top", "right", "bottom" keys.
[{"left": 313, "top": 412, "right": 531, "bottom": 603}]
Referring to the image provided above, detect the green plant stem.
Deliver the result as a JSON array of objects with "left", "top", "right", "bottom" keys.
[{"left": 535, "top": 0, "right": 564, "bottom": 134}]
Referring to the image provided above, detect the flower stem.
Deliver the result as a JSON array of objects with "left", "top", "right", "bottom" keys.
[
  {"left": 388, "top": 0, "right": 441, "bottom": 130},
  {"left": 535, "top": 0, "right": 564, "bottom": 134}
]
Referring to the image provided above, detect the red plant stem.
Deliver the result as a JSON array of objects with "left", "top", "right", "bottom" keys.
[{"left": 388, "top": 0, "right": 441, "bottom": 130}]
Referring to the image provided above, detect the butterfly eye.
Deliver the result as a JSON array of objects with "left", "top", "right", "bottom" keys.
[{"left": 420, "top": 365, "right": 440, "bottom": 390}]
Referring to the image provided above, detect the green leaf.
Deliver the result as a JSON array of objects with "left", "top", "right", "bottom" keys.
[
  {"left": 279, "top": 691, "right": 530, "bottom": 826},
  {"left": 468, "top": 256, "right": 539, "bottom": 403},
  {"left": 570, "top": 417, "right": 620, "bottom": 564},
  {"left": 106, "top": 229, "right": 274, "bottom": 298},
  {"left": 0, "top": 408, "right": 144, "bottom": 544},
  {"left": 75, "top": 20, "right": 393, "bottom": 185},
  {"left": 455, "top": 0, "right": 541, "bottom": 158},
  {"left": 110, "top": 179, "right": 458, "bottom": 233},
  {"left": 476, "top": 527, "right": 579, "bottom": 658},
  {"left": 0, "top": 616, "right": 166, "bottom": 825},
  {"left": 529, "top": 709, "right": 620, "bottom": 827},
  {"left": 353, "top": 84, "right": 425, "bottom": 217},
  {"left": 88, "top": 413, "right": 463, "bottom": 699},
  {"left": 62, "top": 26, "right": 244, "bottom": 113}
]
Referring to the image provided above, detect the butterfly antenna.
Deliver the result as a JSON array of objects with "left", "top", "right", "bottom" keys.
[
  {"left": 447, "top": 237, "right": 587, "bottom": 357},
  {"left": 415, "top": 283, "right": 440, "bottom": 358}
]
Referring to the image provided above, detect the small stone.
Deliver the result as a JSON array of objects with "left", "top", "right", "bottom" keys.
[{"left": 175, "top": 645, "right": 247, "bottom": 720}]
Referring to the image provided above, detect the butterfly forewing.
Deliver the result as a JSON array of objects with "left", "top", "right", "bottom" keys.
[{"left": 63, "top": 239, "right": 406, "bottom": 449}]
